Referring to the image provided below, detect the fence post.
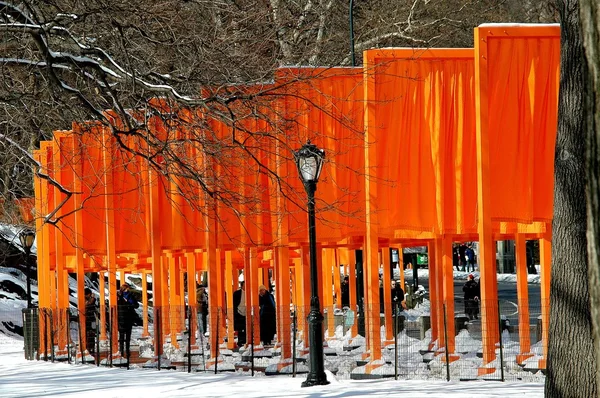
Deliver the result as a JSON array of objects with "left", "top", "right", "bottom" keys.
[
  {"left": 498, "top": 300, "right": 505, "bottom": 382},
  {"left": 96, "top": 312, "right": 100, "bottom": 366},
  {"left": 157, "top": 308, "right": 162, "bottom": 371},
  {"left": 50, "top": 310, "right": 55, "bottom": 363},
  {"left": 443, "top": 303, "right": 450, "bottom": 382},
  {"left": 292, "top": 306, "right": 297, "bottom": 378},
  {"left": 76, "top": 309, "right": 83, "bottom": 363},
  {"left": 250, "top": 306, "right": 255, "bottom": 377},
  {"left": 394, "top": 302, "right": 399, "bottom": 380},
  {"left": 66, "top": 310, "right": 71, "bottom": 364},
  {"left": 187, "top": 305, "right": 192, "bottom": 373},
  {"left": 214, "top": 308, "right": 220, "bottom": 375},
  {"left": 109, "top": 306, "right": 114, "bottom": 368},
  {"left": 43, "top": 309, "right": 48, "bottom": 361}
]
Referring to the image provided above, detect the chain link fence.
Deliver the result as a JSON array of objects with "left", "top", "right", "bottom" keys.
[{"left": 5, "top": 299, "right": 547, "bottom": 382}]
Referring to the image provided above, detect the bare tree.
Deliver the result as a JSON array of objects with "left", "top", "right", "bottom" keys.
[
  {"left": 579, "top": 0, "right": 600, "bottom": 394},
  {"left": 0, "top": 0, "right": 557, "bottom": 244},
  {"left": 544, "top": 0, "right": 597, "bottom": 396}
]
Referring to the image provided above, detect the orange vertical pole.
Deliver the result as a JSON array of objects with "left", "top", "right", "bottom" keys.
[
  {"left": 276, "top": 247, "right": 291, "bottom": 358},
  {"left": 474, "top": 27, "right": 501, "bottom": 373},
  {"left": 185, "top": 253, "right": 197, "bottom": 345},
  {"left": 141, "top": 142, "right": 164, "bottom": 356},
  {"left": 49, "top": 270, "right": 57, "bottom": 345},
  {"left": 441, "top": 236, "right": 456, "bottom": 358},
  {"left": 224, "top": 251, "right": 235, "bottom": 349},
  {"left": 333, "top": 250, "right": 341, "bottom": 309},
  {"left": 206, "top": 234, "right": 219, "bottom": 357},
  {"left": 317, "top": 245, "right": 325, "bottom": 313},
  {"left": 247, "top": 247, "right": 260, "bottom": 347},
  {"left": 364, "top": 50, "right": 382, "bottom": 366},
  {"left": 427, "top": 241, "right": 439, "bottom": 345},
  {"left": 382, "top": 246, "right": 393, "bottom": 341},
  {"left": 160, "top": 254, "right": 170, "bottom": 346},
  {"left": 300, "top": 246, "right": 311, "bottom": 345},
  {"left": 347, "top": 249, "right": 358, "bottom": 337},
  {"left": 215, "top": 250, "right": 226, "bottom": 343},
  {"left": 539, "top": 232, "right": 551, "bottom": 369},
  {"left": 433, "top": 239, "right": 445, "bottom": 348},
  {"left": 514, "top": 233, "right": 532, "bottom": 363},
  {"left": 322, "top": 248, "right": 335, "bottom": 338},
  {"left": 99, "top": 270, "right": 107, "bottom": 341},
  {"left": 398, "top": 244, "right": 405, "bottom": 294},
  {"left": 51, "top": 141, "right": 68, "bottom": 352},
  {"left": 33, "top": 150, "right": 47, "bottom": 355},
  {"left": 168, "top": 255, "right": 179, "bottom": 348},
  {"left": 101, "top": 128, "right": 119, "bottom": 354},
  {"left": 292, "top": 257, "right": 304, "bottom": 339},
  {"left": 106, "top": 260, "right": 118, "bottom": 354}
]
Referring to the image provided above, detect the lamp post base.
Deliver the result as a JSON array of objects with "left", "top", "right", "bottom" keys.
[{"left": 301, "top": 373, "right": 330, "bottom": 387}]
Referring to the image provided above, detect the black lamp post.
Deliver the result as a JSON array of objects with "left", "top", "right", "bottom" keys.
[
  {"left": 294, "top": 140, "right": 329, "bottom": 387},
  {"left": 19, "top": 229, "right": 35, "bottom": 308}
]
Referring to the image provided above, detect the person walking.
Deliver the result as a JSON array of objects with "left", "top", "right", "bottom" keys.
[
  {"left": 453, "top": 246, "right": 461, "bottom": 271},
  {"left": 258, "top": 285, "right": 276, "bottom": 346},
  {"left": 117, "top": 282, "right": 139, "bottom": 360},
  {"left": 196, "top": 285, "right": 209, "bottom": 335},
  {"left": 458, "top": 243, "right": 468, "bottom": 272},
  {"left": 84, "top": 288, "right": 97, "bottom": 356},
  {"left": 391, "top": 280, "right": 405, "bottom": 332},
  {"left": 465, "top": 245, "right": 476, "bottom": 272},
  {"left": 391, "top": 280, "right": 405, "bottom": 312},
  {"left": 341, "top": 276, "right": 350, "bottom": 308},
  {"left": 462, "top": 274, "right": 480, "bottom": 320},
  {"left": 232, "top": 281, "right": 246, "bottom": 347}
]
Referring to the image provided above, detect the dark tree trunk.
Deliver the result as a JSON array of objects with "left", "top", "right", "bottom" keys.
[
  {"left": 546, "top": 0, "right": 597, "bottom": 396},
  {"left": 579, "top": 0, "right": 600, "bottom": 390}
]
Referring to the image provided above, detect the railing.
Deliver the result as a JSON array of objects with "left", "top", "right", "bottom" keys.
[{"left": 5, "top": 299, "right": 548, "bottom": 382}]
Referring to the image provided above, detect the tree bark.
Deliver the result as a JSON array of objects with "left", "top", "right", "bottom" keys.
[
  {"left": 579, "top": 0, "right": 600, "bottom": 393},
  {"left": 546, "top": 0, "right": 597, "bottom": 396}
]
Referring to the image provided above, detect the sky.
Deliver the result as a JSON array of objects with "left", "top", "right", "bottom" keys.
[{"left": 0, "top": 266, "right": 545, "bottom": 398}]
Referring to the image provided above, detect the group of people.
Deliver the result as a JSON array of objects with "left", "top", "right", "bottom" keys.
[
  {"left": 83, "top": 282, "right": 139, "bottom": 360},
  {"left": 233, "top": 281, "right": 277, "bottom": 347},
  {"left": 454, "top": 243, "right": 477, "bottom": 272}
]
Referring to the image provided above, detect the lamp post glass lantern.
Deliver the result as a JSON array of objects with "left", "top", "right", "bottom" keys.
[
  {"left": 294, "top": 140, "right": 329, "bottom": 387},
  {"left": 19, "top": 229, "right": 35, "bottom": 308}
]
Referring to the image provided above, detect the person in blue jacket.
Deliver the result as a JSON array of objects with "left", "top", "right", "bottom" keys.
[
  {"left": 117, "top": 282, "right": 139, "bottom": 359},
  {"left": 258, "top": 285, "right": 276, "bottom": 345}
]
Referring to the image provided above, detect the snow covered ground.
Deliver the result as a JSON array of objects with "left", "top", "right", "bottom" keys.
[
  {"left": 0, "top": 333, "right": 543, "bottom": 397},
  {"left": 0, "top": 266, "right": 546, "bottom": 397}
]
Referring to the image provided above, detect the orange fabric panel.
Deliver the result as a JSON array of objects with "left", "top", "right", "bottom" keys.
[
  {"left": 364, "top": 49, "right": 477, "bottom": 236},
  {"left": 108, "top": 133, "right": 151, "bottom": 254},
  {"left": 71, "top": 125, "right": 108, "bottom": 254},
  {"left": 54, "top": 134, "right": 76, "bottom": 257},
  {"left": 275, "top": 67, "right": 365, "bottom": 243},
  {"left": 485, "top": 32, "right": 560, "bottom": 222}
]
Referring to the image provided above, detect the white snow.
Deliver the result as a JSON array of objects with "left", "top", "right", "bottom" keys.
[{"left": 0, "top": 333, "right": 543, "bottom": 398}]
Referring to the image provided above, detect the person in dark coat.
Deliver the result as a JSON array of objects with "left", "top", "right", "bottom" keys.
[
  {"left": 196, "top": 285, "right": 209, "bottom": 334},
  {"left": 459, "top": 243, "right": 468, "bottom": 272},
  {"left": 84, "top": 288, "right": 97, "bottom": 355},
  {"left": 341, "top": 276, "right": 350, "bottom": 308},
  {"left": 462, "top": 274, "right": 480, "bottom": 320},
  {"left": 391, "top": 280, "right": 405, "bottom": 313},
  {"left": 465, "top": 245, "right": 476, "bottom": 272},
  {"left": 232, "top": 281, "right": 246, "bottom": 346},
  {"left": 117, "top": 282, "right": 139, "bottom": 359},
  {"left": 258, "top": 284, "right": 276, "bottom": 345}
]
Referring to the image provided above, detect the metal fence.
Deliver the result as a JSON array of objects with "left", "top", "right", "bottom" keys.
[{"left": 5, "top": 298, "right": 547, "bottom": 382}]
